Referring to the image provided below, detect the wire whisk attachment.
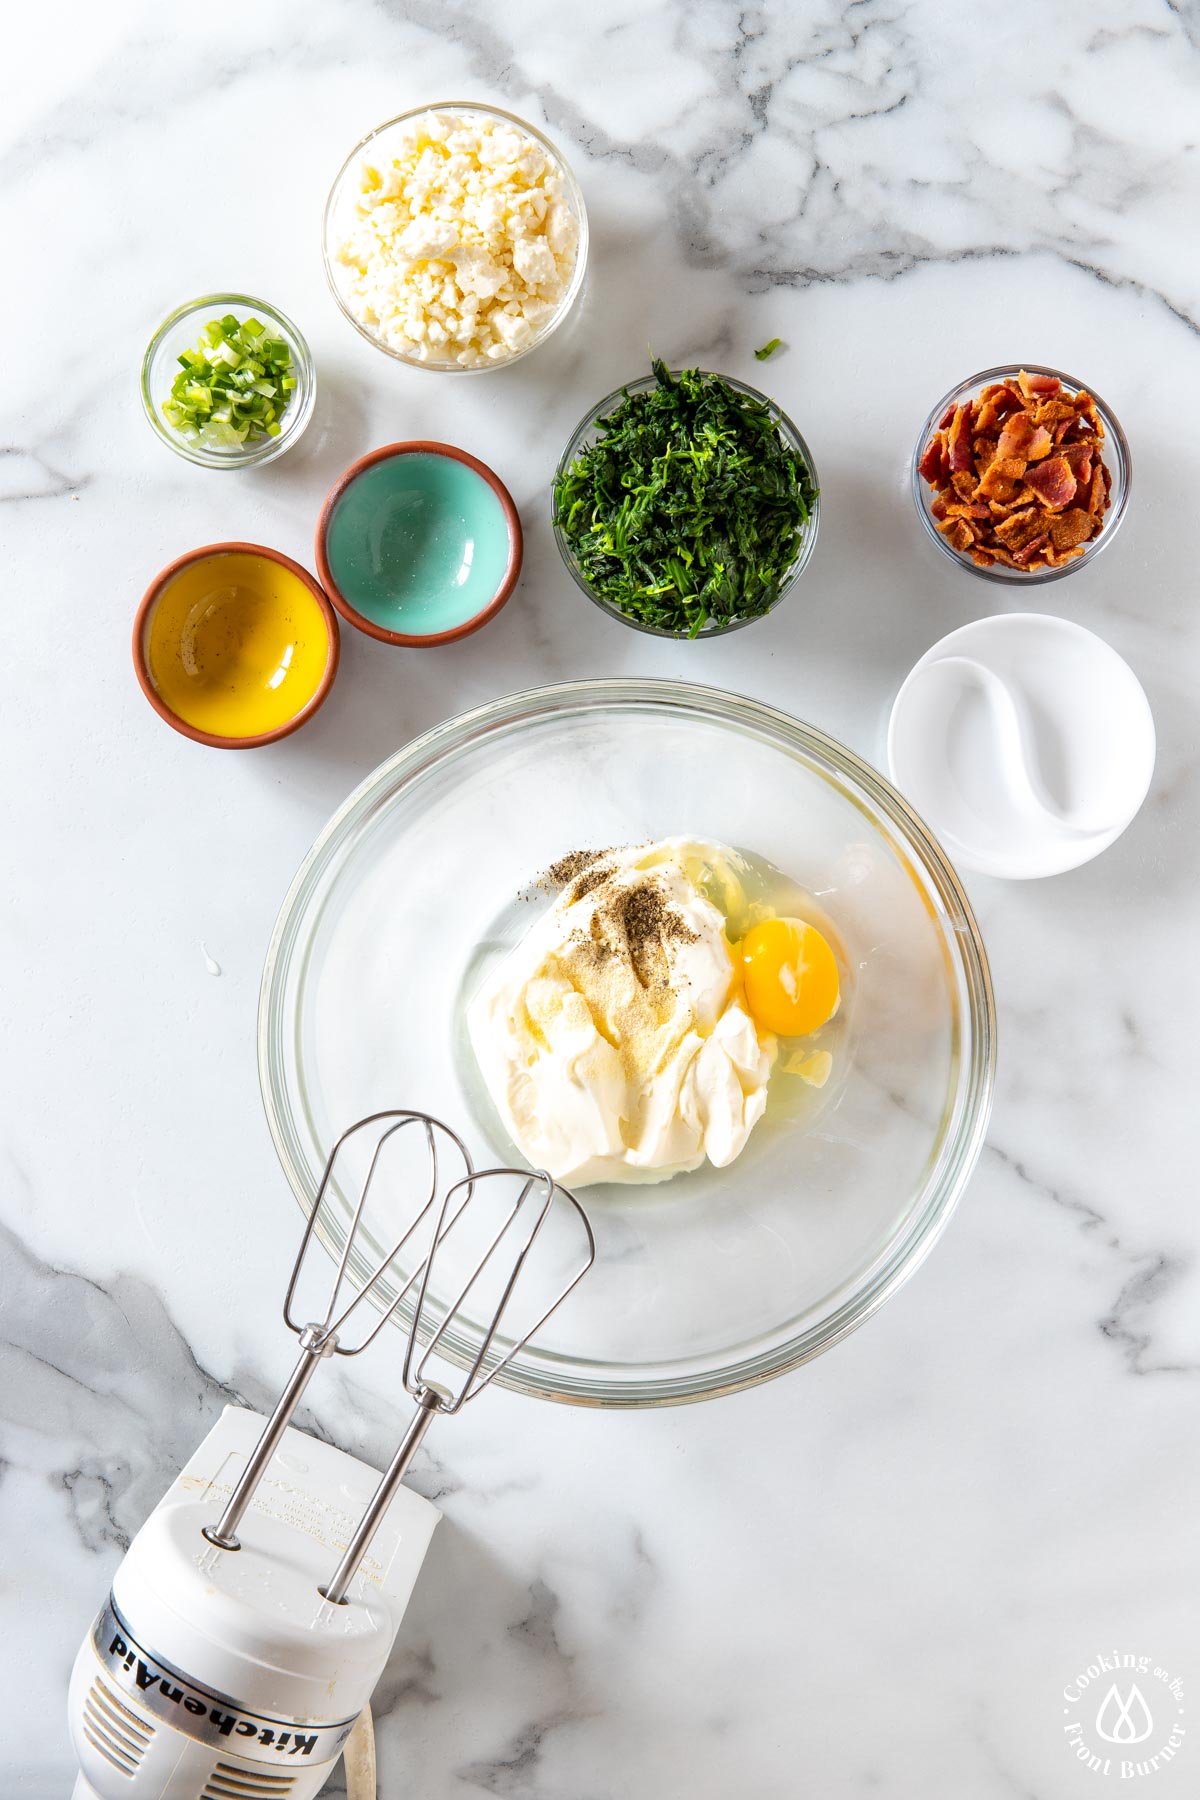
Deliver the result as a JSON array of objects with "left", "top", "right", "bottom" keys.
[
  {"left": 204, "top": 1110, "right": 472, "bottom": 1551},
  {"left": 403, "top": 1166, "right": 594, "bottom": 1412},
  {"left": 321, "top": 1162, "right": 595, "bottom": 1604},
  {"left": 201, "top": 1109, "right": 595, "bottom": 1605},
  {"left": 284, "top": 1110, "right": 475, "bottom": 1357}
]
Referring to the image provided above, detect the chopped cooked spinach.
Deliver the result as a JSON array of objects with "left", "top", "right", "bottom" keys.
[{"left": 553, "top": 359, "right": 816, "bottom": 637}]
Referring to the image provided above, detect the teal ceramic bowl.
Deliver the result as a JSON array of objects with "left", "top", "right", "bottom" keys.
[{"left": 316, "top": 441, "right": 523, "bottom": 646}]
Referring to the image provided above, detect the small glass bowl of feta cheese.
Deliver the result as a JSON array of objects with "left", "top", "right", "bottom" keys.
[{"left": 323, "top": 103, "right": 589, "bottom": 373}]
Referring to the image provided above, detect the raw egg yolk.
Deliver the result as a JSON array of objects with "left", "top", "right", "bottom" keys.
[{"left": 740, "top": 918, "right": 840, "bottom": 1038}]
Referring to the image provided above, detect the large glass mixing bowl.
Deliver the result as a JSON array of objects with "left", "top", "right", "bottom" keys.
[{"left": 259, "top": 680, "right": 995, "bottom": 1407}]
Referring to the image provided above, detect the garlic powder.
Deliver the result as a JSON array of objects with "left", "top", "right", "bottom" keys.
[{"left": 336, "top": 110, "right": 580, "bottom": 368}]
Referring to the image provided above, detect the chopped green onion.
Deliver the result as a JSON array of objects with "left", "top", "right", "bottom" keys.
[
  {"left": 160, "top": 311, "right": 298, "bottom": 450},
  {"left": 754, "top": 338, "right": 783, "bottom": 362}
]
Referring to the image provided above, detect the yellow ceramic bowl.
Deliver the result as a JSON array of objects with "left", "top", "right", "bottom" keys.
[{"left": 134, "top": 543, "right": 340, "bottom": 748}]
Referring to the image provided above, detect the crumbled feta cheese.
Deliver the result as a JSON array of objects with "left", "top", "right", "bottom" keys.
[
  {"left": 512, "top": 236, "right": 557, "bottom": 289},
  {"left": 337, "top": 109, "right": 580, "bottom": 369}
]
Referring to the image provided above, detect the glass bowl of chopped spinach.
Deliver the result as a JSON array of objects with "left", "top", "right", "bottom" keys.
[
  {"left": 552, "top": 361, "right": 819, "bottom": 638},
  {"left": 141, "top": 293, "right": 316, "bottom": 469}
]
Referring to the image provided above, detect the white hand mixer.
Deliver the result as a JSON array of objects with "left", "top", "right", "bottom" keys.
[{"left": 68, "top": 1110, "right": 594, "bottom": 1800}]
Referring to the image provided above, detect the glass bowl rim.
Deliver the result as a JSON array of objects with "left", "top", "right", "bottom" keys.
[
  {"left": 321, "top": 100, "right": 590, "bottom": 375},
  {"left": 258, "top": 677, "right": 996, "bottom": 1409},
  {"left": 910, "top": 361, "right": 1131, "bottom": 586},
  {"left": 552, "top": 370, "right": 821, "bottom": 639},
  {"left": 140, "top": 291, "right": 316, "bottom": 470}
]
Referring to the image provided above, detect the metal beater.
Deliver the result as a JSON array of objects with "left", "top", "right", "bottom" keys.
[{"left": 69, "top": 1109, "right": 595, "bottom": 1800}]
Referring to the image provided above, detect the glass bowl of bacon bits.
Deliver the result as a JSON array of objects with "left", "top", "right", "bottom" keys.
[{"left": 912, "top": 365, "right": 1130, "bottom": 583}]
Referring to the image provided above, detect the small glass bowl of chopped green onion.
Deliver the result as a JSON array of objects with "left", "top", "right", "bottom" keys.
[
  {"left": 141, "top": 293, "right": 316, "bottom": 469},
  {"left": 552, "top": 366, "right": 820, "bottom": 639}
]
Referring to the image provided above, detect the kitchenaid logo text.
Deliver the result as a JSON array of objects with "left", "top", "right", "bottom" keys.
[
  {"left": 1062, "top": 1652, "right": 1186, "bottom": 1779},
  {"left": 93, "top": 1596, "right": 355, "bottom": 1766},
  {"left": 107, "top": 1630, "right": 318, "bottom": 1753}
]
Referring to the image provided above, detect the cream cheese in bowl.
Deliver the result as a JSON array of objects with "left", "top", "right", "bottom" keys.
[
  {"left": 259, "top": 680, "right": 995, "bottom": 1407},
  {"left": 468, "top": 838, "right": 776, "bottom": 1187}
]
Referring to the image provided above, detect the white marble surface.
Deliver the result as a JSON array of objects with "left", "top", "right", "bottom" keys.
[{"left": 4, "top": 3, "right": 1199, "bottom": 1795}]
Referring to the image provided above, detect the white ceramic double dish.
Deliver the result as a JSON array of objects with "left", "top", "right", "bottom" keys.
[
  {"left": 888, "top": 613, "right": 1155, "bottom": 879},
  {"left": 259, "top": 680, "right": 995, "bottom": 1408}
]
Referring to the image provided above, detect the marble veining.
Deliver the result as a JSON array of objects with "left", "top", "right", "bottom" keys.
[{"left": 3, "top": 2, "right": 1199, "bottom": 1796}]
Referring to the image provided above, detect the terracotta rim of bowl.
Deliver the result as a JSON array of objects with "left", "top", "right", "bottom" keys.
[
  {"left": 132, "top": 541, "right": 341, "bottom": 749},
  {"left": 315, "top": 440, "right": 524, "bottom": 646}
]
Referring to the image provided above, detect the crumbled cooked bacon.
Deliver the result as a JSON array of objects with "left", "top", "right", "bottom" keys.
[
  {"left": 974, "top": 384, "right": 1024, "bottom": 435},
  {"left": 977, "top": 456, "right": 1025, "bottom": 497},
  {"left": 918, "top": 436, "right": 946, "bottom": 484},
  {"left": 994, "top": 412, "right": 1051, "bottom": 464},
  {"left": 919, "top": 370, "right": 1111, "bottom": 571},
  {"left": 1018, "top": 371, "right": 1061, "bottom": 398},
  {"left": 1025, "top": 456, "right": 1077, "bottom": 510},
  {"left": 1049, "top": 508, "right": 1095, "bottom": 551},
  {"left": 1034, "top": 398, "right": 1075, "bottom": 426},
  {"left": 1090, "top": 462, "right": 1108, "bottom": 514},
  {"left": 993, "top": 506, "right": 1042, "bottom": 547},
  {"left": 1059, "top": 442, "right": 1093, "bottom": 485},
  {"left": 947, "top": 405, "right": 974, "bottom": 473}
]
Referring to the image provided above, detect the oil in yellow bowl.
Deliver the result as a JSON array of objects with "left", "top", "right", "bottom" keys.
[{"left": 134, "top": 543, "right": 339, "bottom": 747}]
